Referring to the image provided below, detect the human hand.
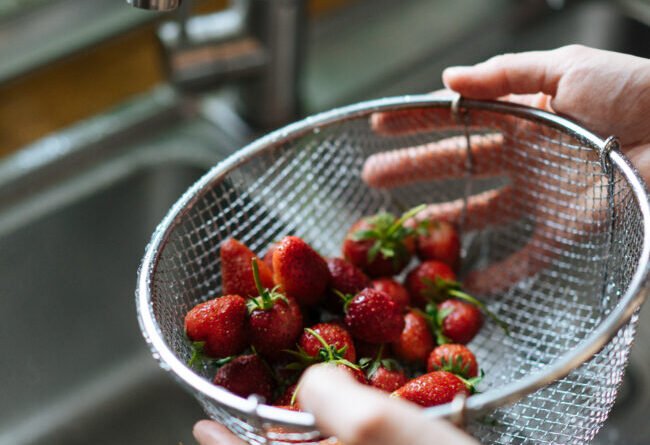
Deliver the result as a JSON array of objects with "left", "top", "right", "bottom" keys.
[
  {"left": 363, "top": 45, "right": 650, "bottom": 294},
  {"left": 193, "top": 365, "right": 479, "bottom": 445}
]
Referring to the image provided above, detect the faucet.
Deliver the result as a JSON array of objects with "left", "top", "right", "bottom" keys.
[{"left": 127, "top": 0, "right": 306, "bottom": 130}]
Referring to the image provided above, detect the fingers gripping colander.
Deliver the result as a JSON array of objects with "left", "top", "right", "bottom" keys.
[{"left": 137, "top": 96, "right": 650, "bottom": 445}]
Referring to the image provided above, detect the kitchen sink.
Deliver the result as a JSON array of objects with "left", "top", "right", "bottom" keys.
[
  {"left": 0, "top": 164, "right": 207, "bottom": 445},
  {"left": 0, "top": 89, "right": 238, "bottom": 445}
]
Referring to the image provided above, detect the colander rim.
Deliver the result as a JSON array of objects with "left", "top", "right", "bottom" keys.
[{"left": 136, "top": 94, "right": 650, "bottom": 428}]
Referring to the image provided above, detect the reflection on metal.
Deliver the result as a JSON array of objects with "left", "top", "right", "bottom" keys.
[
  {"left": 127, "top": 0, "right": 306, "bottom": 129},
  {"left": 126, "top": 0, "right": 181, "bottom": 11}
]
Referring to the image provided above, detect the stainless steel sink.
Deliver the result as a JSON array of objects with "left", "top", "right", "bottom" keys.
[{"left": 0, "top": 88, "right": 239, "bottom": 445}]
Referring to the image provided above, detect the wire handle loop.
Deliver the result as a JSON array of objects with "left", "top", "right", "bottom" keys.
[
  {"left": 600, "top": 136, "right": 620, "bottom": 174},
  {"left": 451, "top": 94, "right": 474, "bottom": 255}
]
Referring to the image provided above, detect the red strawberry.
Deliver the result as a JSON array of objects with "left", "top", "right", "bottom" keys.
[
  {"left": 274, "top": 404, "right": 300, "bottom": 412},
  {"left": 342, "top": 206, "right": 424, "bottom": 277},
  {"left": 273, "top": 236, "right": 330, "bottom": 306},
  {"left": 438, "top": 300, "right": 483, "bottom": 344},
  {"left": 360, "top": 344, "right": 407, "bottom": 393},
  {"left": 286, "top": 329, "right": 364, "bottom": 383},
  {"left": 427, "top": 344, "right": 478, "bottom": 378},
  {"left": 343, "top": 288, "right": 404, "bottom": 344},
  {"left": 406, "top": 262, "right": 508, "bottom": 335},
  {"left": 299, "top": 323, "right": 357, "bottom": 362},
  {"left": 221, "top": 238, "right": 274, "bottom": 298},
  {"left": 391, "top": 371, "right": 469, "bottom": 407},
  {"left": 247, "top": 259, "right": 303, "bottom": 358},
  {"left": 371, "top": 278, "right": 409, "bottom": 311},
  {"left": 369, "top": 366, "right": 408, "bottom": 393},
  {"left": 263, "top": 242, "right": 279, "bottom": 273},
  {"left": 184, "top": 295, "right": 248, "bottom": 359},
  {"left": 213, "top": 354, "right": 274, "bottom": 401},
  {"left": 391, "top": 309, "right": 434, "bottom": 364},
  {"left": 337, "top": 363, "right": 368, "bottom": 384},
  {"left": 274, "top": 383, "right": 300, "bottom": 407},
  {"left": 325, "top": 258, "right": 371, "bottom": 311},
  {"left": 405, "top": 260, "right": 456, "bottom": 307},
  {"left": 415, "top": 220, "right": 461, "bottom": 270}
]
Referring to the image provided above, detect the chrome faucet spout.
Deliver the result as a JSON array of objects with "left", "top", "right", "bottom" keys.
[
  {"left": 126, "top": 0, "right": 181, "bottom": 11},
  {"left": 126, "top": 0, "right": 305, "bottom": 129}
]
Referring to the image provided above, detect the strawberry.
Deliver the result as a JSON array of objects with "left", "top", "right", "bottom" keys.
[
  {"left": 370, "top": 278, "right": 410, "bottom": 311},
  {"left": 369, "top": 366, "right": 408, "bottom": 393},
  {"left": 360, "top": 344, "right": 407, "bottom": 393},
  {"left": 342, "top": 206, "right": 424, "bottom": 277},
  {"left": 415, "top": 220, "right": 460, "bottom": 270},
  {"left": 406, "top": 261, "right": 508, "bottom": 336},
  {"left": 221, "top": 238, "right": 274, "bottom": 298},
  {"left": 405, "top": 260, "right": 457, "bottom": 307},
  {"left": 325, "top": 258, "right": 371, "bottom": 311},
  {"left": 337, "top": 363, "right": 368, "bottom": 384},
  {"left": 391, "top": 309, "right": 434, "bottom": 365},
  {"left": 263, "top": 241, "right": 279, "bottom": 273},
  {"left": 184, "top": 295, "right": 248, "bottom": 359},
  {"left": 299, "top": 323, "right": 357, "bottom": 362},
  {"left": 274, "top": 383, "right": 300, "bottom": 408},
  {"left": 342, "top": 288, "right": 404, "bottom": 344},
  {"left": 274, "top": 404, "right": 300, "bottom": 412},
  {"left": 427, "top": 344, "right": 478, "bottom": 378},
  {"left": 213, "top": 354, "right": 274, "bottom": 401},
  {"left": 391, "top": 371, "right": 470, "bottom": 407},
  {"left": 286, "top": 328, "right": 364, "bottom": 385},
  {"left": 248, "top": 259, "right": 303, "bottom": 358},
  {"left": 437, "top": 300, "right": 483, "bottom": 345},
  {"left": 273, "top": 236, "right": 330, "bottom": 306}
]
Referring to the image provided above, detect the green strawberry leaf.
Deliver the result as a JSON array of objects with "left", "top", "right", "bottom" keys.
[{"left": 188, "top": 341, "right": 206, "bottom": 369}]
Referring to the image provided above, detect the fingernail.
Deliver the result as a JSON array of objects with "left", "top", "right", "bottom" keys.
[
  {"left": 193, "top": 420, "right": 224, "bottom": 443},
  {"left": 442, "top": 66, "right": 472, "bottom": 89},
  {"left": 443, "top": 65, "right": 472, "bottom": 77}
]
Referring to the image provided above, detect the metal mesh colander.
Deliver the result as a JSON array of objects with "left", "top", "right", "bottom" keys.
[{"left": 136, "top": 96, "right": 650, "bottom": 445}]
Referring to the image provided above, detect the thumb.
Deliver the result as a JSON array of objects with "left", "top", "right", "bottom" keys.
[{"left": 297, "top": 364, "right": 479, "bottom": 445}]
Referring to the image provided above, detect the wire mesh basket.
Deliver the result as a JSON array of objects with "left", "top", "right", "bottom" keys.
[{"left": 136, "top": 95, "right": 650, "bottom": 445}]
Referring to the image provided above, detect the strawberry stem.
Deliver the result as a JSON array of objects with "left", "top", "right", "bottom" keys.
[
  {"left": 387, "top": 204, "right": 426, "bottom": 237},
  {"left": 447, "top": 289, "right": 510, "bottom": 335},
  {"left": 303, "top": 328, "right": 360, "bottom": 371},
  {"left": 290, "top": 381, "right": 302, "bottom": 407},
  {"left": 305, "top": 327, "right": 335, "bottom": 361},
  {"left": 334, "top": 289, "right": 354, "bottom": 312},
  {"left": 251, "top": 258, "right": 266, "bottom": 297},
  {"left": 248, "top": 258, "right": 288, "bottom": 313}
]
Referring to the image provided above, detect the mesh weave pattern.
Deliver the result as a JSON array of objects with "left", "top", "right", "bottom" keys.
[{"left": 143, "top": 101, "right": 645, "bottom": 444}]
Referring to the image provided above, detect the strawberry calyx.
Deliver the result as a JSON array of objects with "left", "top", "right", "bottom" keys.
[
  {"left": 187, "top": 341, "right": 235, "bottom": 369},
  {"left": 414, "top": 303, "right": 453, "bottom": 345},
  {"left": 414, "top": 218, "right": 439, "bottom": 236},
  {"left": 359, "top": 344, "right": 400, "bottom": 379},
  {"left": 247, "top": 258, "right": 289, "bottom": 313},
  {"left": 421, "top": 277, "right": 509, "bottom": 335},
  {"left": 456, "top": 369, "right": 484, "bottom": 395},
  {"left": 350, "top": 204, "right": 425, "bottom": 263},
  {"left": 334, "top": 289, "right": 355, "bottom": 313},
  {"left": 284, "top": 328, "right": 360, "bottom": 371},
  {"left": 435, "top": 355, "right": 472, "bottom": 377}
]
